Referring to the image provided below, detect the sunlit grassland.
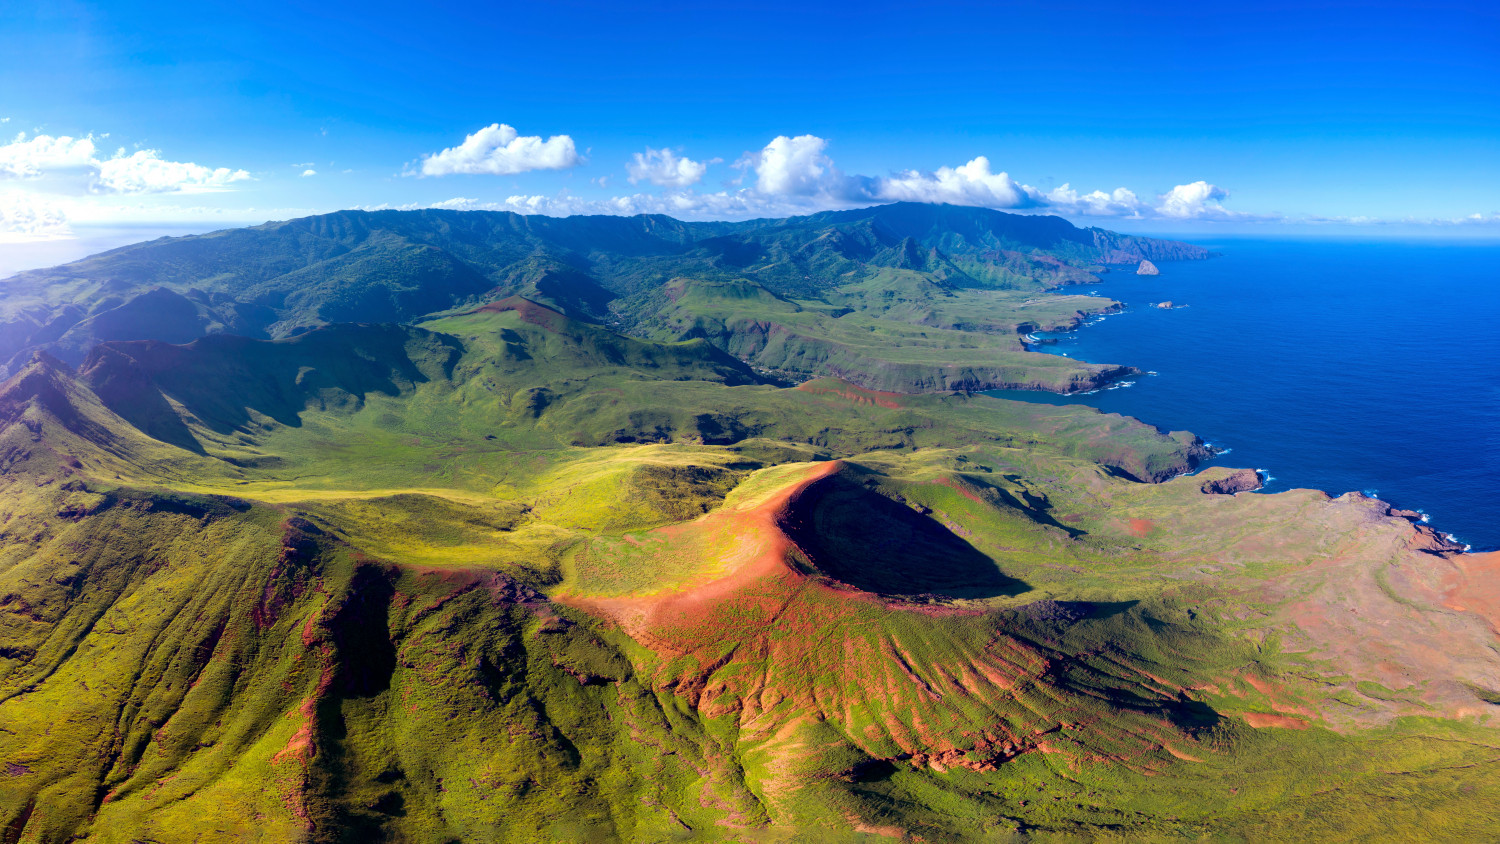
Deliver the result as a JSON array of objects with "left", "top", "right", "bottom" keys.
[
  {"left": 2, "top": 298, "right": 1498, "bottom": 840},
  {"left": 625, "top": 276, "right": 1134, "bottom": 393}
]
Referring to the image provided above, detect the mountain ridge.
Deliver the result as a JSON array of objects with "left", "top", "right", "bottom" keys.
[{"left": 0, "top": 203, "right": 1210, "bottom": 393}]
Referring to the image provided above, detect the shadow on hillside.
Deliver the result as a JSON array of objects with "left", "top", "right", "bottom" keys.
[
  {"left": 781, "top": 473, "right": 1029, "bottom": 599},
  {"left": 82, "top": 327, "right": 462, "bottom": 442},
  {"left": 1022, "top": 602, "right": 1227, "bottom": 734},
  {"left": 979, "top": 473, "right": 1087, "bottom": 538},
  {"left": 1046, "top": 657, "right": 1225, "bottom": 733}
]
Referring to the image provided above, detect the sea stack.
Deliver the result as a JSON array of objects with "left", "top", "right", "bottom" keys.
[
  {"left": 1200, "top": 468, "right": 1264, "bottom": 495},
  {"left": 1157, "top": 300, "right": 1174, "bottom": 309},
  {"left": 1137, "top": 259, "right": 1160, "bottom": 275}
]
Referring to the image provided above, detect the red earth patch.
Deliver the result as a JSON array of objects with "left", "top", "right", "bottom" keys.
[
  {"left": 1241, "top": 712, "right": 1308, "bottom": 730},
  {"left": 794, "top": 380, "right": 906, "bottom": 409}
]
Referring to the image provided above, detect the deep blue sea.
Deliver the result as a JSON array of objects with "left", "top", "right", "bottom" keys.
[{"left": 988, "top": 238, "right": 1500, "bottom": 552}]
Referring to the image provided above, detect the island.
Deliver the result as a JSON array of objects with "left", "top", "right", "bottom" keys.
[{"left": 0, "top": 203, "right": 1494, "bottom": 842}]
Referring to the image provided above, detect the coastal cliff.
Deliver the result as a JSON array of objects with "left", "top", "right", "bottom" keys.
[{"left": 1200, "top": 467, "right": 1264, "bottom": 494}]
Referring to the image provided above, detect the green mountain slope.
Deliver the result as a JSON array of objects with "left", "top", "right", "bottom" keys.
[
  {"left": 0, "top": 204, "right": 1210, "bottom": 393},
  {"left": 0, "top": 287, "right": 1497, "bottom": 842}
]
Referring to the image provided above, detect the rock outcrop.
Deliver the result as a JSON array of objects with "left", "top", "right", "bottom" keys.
[
  {"left": 1200, "top": 468, "right": 1263, "bottom": 495},
  {"left": 1137, "top": 260, "right": 1160, "bottom": 276},
  {"left": 1157, "top": 301, "right": 1174, "bottom": 309}
]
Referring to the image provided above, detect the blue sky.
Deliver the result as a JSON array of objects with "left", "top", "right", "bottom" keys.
[{"left": 1, "top": 0, "right": 1496, "bottom": 268}]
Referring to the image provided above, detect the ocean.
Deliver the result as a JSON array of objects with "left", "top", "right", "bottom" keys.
[{"left": 987, "top": 237, "right": 1500, "bottom": 552}]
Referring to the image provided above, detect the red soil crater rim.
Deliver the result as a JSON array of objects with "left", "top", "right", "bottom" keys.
[
  {"left": 467, "top": 296, "right": 572, "bottom": 331},
  {"left": 566, "top": 460, "right": 848, "bottom": 635}
]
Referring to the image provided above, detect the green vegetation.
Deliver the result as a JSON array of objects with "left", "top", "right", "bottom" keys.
[
  {"left": 0, "top": 205, "right": 1494, "bottom": 842},
  {"left": 0, "top": 203, "right": 1209, "bottom": 392},
  {"left": 624, "top": 277, "right": 1133, "bottom": 393}
]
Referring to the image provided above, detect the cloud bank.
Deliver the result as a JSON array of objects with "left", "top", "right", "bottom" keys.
[
  {"left": 464, "top": 134, "right": 1274, "bottom": 224},
  {"left": 0, "top": 190, "right": 70, "bottom": 240},
  {"left": 0, "top": 130, "right": 257, "bottom": 239},
  {"left": 10, "top": 122, "right": 1491, "bottom": 238},
  {"left": 93, "top": 149, "right": 250, "bottom": 194},
  {"left": 0, "top": 133, "right": 98, "bottom": 178},
  {"left": 0, "top": 132, "right": 250, "bottom": 195}
]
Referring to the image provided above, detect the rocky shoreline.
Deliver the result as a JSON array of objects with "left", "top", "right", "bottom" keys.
[{"left": 1002, "top": 253, "right": 1482, "bottom": 555}]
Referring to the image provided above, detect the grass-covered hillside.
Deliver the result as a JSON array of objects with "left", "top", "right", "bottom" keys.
[
  {"left": 0, "top": 203, "right": 1209, "bottom": 393},
  {"left": 0, "top": 264, "right": 1497, "bottom": 842}
]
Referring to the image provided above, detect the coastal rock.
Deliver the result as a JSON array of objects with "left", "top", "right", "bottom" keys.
[
  {"left": 1136, "top": 259, "right": 1160, "bottom": 276},
  {"left": 1411, "top": 524, "right": 1467, "bottom": 553},
  {"left": 1200, "top": 468, "right": 1263, "bottom": 495},
  {"left": 1157, "top": 301, "right": 1174, "bottom": 309}
]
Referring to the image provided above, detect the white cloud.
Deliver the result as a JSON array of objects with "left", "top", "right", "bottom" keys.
[
  {"left": 0, "top": 131, "right": 250, "bottom": 196},
  {"left": 415, "top": 123, "right": 581, "bottom": 177},
  {"left": 731, "top": 139, "right": 1131, "bottom": 218},
  {"left": 875, "top": 156, "right": 1045, "bottom": 209},
  {"left": 92, "top": 149, "right": 251, "bottom": 194},
  {"left": 372, "top": 189, "right": 1491, "bottom": 232},
  {"left": 750, "top": 134, "right": 842, "bottom": 197},
  {"left": 626, "top": 147, "right": 717, "bottom": 187},
  {"left": 357, "top": 196, "right": 483, "bottom": 212},
  {"left": 1423, "top": 212, "right": 1500, "bottom": 227},
  {"left": 1302, "top": 214, "right": 1380, "bottom": 225},
  {"left": 375, "top": 134, "right": 1279, "bottom": 225},
  {"left": 0, "top": 127, "right": 1293, "bottom": 228},
  {"left": 475, "top": 189, "right": 847, "bottom": 221},
  {"left": 1153, "top": 181, "right": 1255, "bottom": 221},
  {"left": 1042, "top": 184, "right": 1149, "bottom": 218},
  {"left": 729, "top": 137, "right": 1274, "bottom": 223},
  {"left": 0, "top": 133, "right": 98, "bottom": 179},
  {"left": 352, "top": 188, "right": 832, "bottom": 221},
  {"left": 0, "top": 190, "right": 71, "bottom": 240},
  {"left": 1303, "top": 211, "right": 1500, "bottom": 227}
]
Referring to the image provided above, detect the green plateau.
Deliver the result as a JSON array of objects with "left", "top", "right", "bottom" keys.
[{"left": 0, "top": 203, "right": 1496, "bottom": 843}]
